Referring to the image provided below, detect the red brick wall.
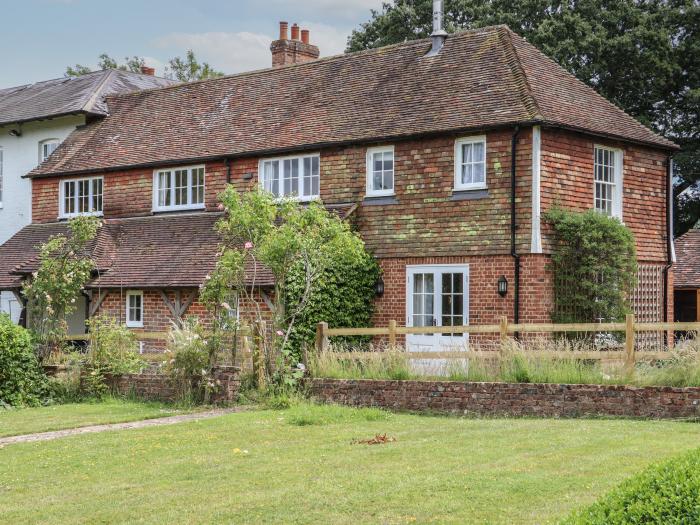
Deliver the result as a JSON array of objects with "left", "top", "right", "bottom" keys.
[
  {"left": 311, "top": 378, "right": 700, "bottom": 419},
  {"left": 540, "top": 128, "right": 670, "bottom": 263}
]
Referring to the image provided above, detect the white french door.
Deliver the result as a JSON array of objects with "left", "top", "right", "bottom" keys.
[{"left": 406, "top": 265, "right": 469, "bottom": 353}]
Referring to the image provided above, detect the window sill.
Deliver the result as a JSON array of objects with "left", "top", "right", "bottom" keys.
[
  {"left": 362, "top": 195, "right": 399, "bottom": 206},
  {"left": 450, "top": 189, "right": 489, "bottom": 201},
  {"left": 152, "top": 205, "right": 206, "bottom": 214},
  {"left": 126, "top": 324, "right": 144, "bottom": 329},
  {"left": 58, "top": 212, "right": 104, "bottom": 220}
]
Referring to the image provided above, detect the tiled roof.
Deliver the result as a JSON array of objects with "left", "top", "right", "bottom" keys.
[
  {"left": 0, "top": 213, "right": 274, "bottom": 290},
  {"left": 0, "top": 69, "right": 176, "bottom": 127},
  {"left": 29, "top": 25, "right": 675, "bottom": 178},
  {"left": 674, "top": 229, "right": 700, "bottom": 288}
]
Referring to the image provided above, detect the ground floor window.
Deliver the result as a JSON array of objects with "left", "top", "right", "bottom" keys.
[
  {"left": 126, "top": 291, "right": 144, "bottom": 328},
  {"left": 406, "top": 265, "right": 469, "bottom": 352}
]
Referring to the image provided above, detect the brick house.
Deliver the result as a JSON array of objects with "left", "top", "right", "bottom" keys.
[{"left": 0, "top": 22, "right": 677, "bottom": 351}]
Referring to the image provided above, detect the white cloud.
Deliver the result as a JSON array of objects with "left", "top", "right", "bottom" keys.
[
  {"left": 153, "top": 22, "right": 353, "bottom": 75},
  {"left": 154, "top": 31, "right": 273, "bottom": 74}
]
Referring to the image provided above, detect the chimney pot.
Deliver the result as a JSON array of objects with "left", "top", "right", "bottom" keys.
[
  {"left": 291, "top": 23, "right": 300, "bottom": 41},
  {"left": 301, "top": 29, "right": 310, "bottom": 44},
  {"left": 140, "top": 65, "right": 155, "bottom": 76},
  {"left": 279, "top": 21, "right": 289, "bottom": 40}
]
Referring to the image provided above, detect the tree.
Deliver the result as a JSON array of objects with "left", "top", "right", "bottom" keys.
[
  {"left": 164, "top": 50, "right": 224, "bottom": 82},
  {"left": 65, "top": 54, "right": 145, "bottom": 77},
  {"left": 22, "top": 216, "right": 100, "bottom": 359},
  {"left": 348, "top": 0, "right": 700, "bottom": 233},
  {"left": 200, "top": 187, "right": 377, "bottom": 387},
  {"left": 64, "top": 50, "right": 224, "bottom": 82}
]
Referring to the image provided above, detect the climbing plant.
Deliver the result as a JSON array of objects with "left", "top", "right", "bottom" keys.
[
  {"left": 22, "top": 216, "right": 100, "bottom": 359},
  {"left": 545, "top": 209, "right": 637, "bottom": 323}
]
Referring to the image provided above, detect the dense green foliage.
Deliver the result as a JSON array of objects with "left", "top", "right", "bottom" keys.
[
  {"left": 82, "top": 316, "right": 145, "bottom": 398},
  {"left": 202, "top": 187, "right": 378, "bottom": 386},
  {"left": 348, "top": 0, "right": 700, "bottom": 233},
  {"left": 565, "top": 447, "right": 700, "bottom": 524},
  {"left": 0, "top": 314, "right": 47, "bottom": 407},
  {"left": 22, "top": 216, "right": 100, "bottom": 358},
  {"left": 285, "top": 243, "right": 380, "bottom": 357},
  {"left": 545, "top": 209, "right": 637, "bottom": 323}
]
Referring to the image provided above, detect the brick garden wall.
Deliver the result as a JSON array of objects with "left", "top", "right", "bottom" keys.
[
  {"left": 107, "top": 366, "right": 240, "bottom": 403},
  {"left": 311, "top": 378, "right": 700, "bottom": 419}
]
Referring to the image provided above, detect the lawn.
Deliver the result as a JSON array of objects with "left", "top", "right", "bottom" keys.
[
  {"left": 2, "top": 403, "right": 700, "bottom": 524},
  {"left": 0, "top": 398, "right": 188, "bottom": 438}
]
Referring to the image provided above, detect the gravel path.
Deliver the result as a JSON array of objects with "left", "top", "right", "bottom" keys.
[{"left": 0, "top": 408, "right": 242, "bottom": 447}]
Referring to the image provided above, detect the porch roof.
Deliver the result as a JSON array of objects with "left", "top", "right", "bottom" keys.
[{"left": 674, "top": 229, "right": 700, "bottom": 289}]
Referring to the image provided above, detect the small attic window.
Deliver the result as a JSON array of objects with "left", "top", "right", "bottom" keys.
[{"left": 39, "top": 139, "right": 60, "bottom": 163}]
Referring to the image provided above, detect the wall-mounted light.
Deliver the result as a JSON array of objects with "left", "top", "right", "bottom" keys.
[
  {"left": 497, "top": 275, "right": 508, "bottom": 297},
  {"left": 375, "top": 276, "right": 385, "bottom": 297},
  {"left": 8, "top": 128, "right": 21, "bottom": 137},
  {"left": 242, "top": 172, "right": 254, "bottom": 181}
]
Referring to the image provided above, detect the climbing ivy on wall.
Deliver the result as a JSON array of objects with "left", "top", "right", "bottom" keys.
[{"left": 545, "top": 209, "right": 637, "bottom": 323}]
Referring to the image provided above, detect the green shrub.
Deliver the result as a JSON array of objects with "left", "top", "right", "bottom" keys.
[
  {"left": 545, "top": 209, "right": 637, "bottom": 323},
  {"left": 0, "top": 314, "right": 47, "bottom": 407},
  {"left": 83, "top": 316, "right": 146, "bottom": 398},
  {"left": 564, "top": 447, "right": 700, "bottom": 524}
]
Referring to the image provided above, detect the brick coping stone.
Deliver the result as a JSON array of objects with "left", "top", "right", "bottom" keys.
[{"left": 309, "top": 378, "right": 700, "bottom": 419}]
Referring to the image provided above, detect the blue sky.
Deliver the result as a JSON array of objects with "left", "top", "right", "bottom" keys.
[{"left": 2, "top": 0, "right": 383, "bottom": 88}]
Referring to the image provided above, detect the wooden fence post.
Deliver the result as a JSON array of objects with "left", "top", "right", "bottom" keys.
[
  {"left": 625, "top": 313, "right": 635, "bottom": 371},
  {"left": 256, "top": 320, "right": 266, "bottom": 390},
  {"left": 499, "top": 316, "right": 509, "bottom": 350},
  {"left": 388, "top": 320, "right": 397, "bottom": 349},
  {"left": 316, "top": 322, "right": 329, "bottom": 354}
]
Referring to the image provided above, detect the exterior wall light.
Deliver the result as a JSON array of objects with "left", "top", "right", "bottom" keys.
[
  {"left": 497, "top": 275, "right": 508, "bottom": 297},
  {"left": 375, "top": 276, "right": 385, "bottom": 297}
]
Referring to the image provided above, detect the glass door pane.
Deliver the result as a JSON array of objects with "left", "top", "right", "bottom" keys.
[
  {"left": 412, "top": 273, "right": 434, "bottom": 328},
  {"left": 441, "top": 272, "right": 465, "bottom": 335}
]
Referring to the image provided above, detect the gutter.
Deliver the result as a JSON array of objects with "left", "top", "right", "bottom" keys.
[{"left": 511, "top": 125, "right": 521, "bottom": 327}]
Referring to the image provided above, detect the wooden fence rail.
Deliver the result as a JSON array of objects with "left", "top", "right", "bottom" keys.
[{"left": 315, "top": 315, "right": 700, "bottom": 368}]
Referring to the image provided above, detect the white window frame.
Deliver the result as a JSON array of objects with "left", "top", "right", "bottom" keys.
[
  {"left": 39, "top": 138, "right": 60, "bottom": 164},
  {"left": 59, "top": 176, "right": 104, "bottom": 218},
  {"left": 152, "top": 165, "right": 206, "bottom": 212},
  {"left": 125, "top": 291, "right": 144, "bottom": 328},
  {"left": 366, "top": 146, "right": 395, "bottom": 197},
  {"left": 454, "top": 135, "right": 487, "bottom": 191},
  {"left": 258, "top": 153, "right": 320, "bottom": 201},
  {"left": 593, "top": 145, "right": 623, "bottom": 220}
]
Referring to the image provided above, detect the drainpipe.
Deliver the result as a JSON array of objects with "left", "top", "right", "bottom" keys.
[
  {"left": 511, "top": 126, "right": 521, "bottom": 327},
  {"left": 663, "top": 155, "right": 674, "bottom": 332},
  {"left": 225, "top": 157, "right": 231, "bottom": 184}
]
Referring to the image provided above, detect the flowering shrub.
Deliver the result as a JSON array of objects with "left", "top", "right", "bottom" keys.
[
  {"left": 22, "top": 216, "right": 100, "bottom": 360},
  {"left": 0, "top": 314, "right": 47, "bottom": 407}
]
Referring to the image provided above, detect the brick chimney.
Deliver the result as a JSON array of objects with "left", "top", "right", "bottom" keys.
[
  {"left": 140, "top": 65, "right": 156, "bottom": 76},
  {"left": 270, "top": 21, "right": 320, "bottom": 67}
]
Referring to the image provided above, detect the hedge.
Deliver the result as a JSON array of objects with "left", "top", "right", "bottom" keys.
[
  {"left": 0, "top": 314, "right": 47, "bottom": 407},
  {"left": 565, "top": 447, "right": 700, "bottom": 524}
]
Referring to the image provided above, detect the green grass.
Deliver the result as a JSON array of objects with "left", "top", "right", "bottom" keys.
[
  {"left": 2, "top": 403, "right": 700, "bottom": 524},
  {"left": 0, "top": 398, "right": 190, "bottom": 438}
]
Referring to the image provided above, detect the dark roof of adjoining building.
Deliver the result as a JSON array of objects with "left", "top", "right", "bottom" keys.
[
  {"left": 29, "top": 25, "right": 676, "bottom": 179},
  {"left": 0, "top": 69, "right": 176, "bottom": 127},
  {"left": 674, "top": 229, "right": 700, "bottom": 289},
  {"left": 0, "top": 213, "right": 274, "bottom": 290}
]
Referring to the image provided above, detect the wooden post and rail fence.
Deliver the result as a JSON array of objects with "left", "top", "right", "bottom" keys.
[{"left": 315, "top": 315, "right": 700, "bottom": 368}]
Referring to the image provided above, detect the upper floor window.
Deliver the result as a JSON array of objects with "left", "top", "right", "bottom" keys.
[
  {"left": 454, "top": 136, "right": 486, "bottom": 190},
  {"left": 125, "top": 290, "right": 144, "bottom": 328},
  {"left": 153, "top": 166, "right": 205, "bottom": 212},
  {"left": 60, "top": 176, "right": 103, "bottom": 218},
  {"left": 260, "top": 154, "right": 319, "bottom": 200},
  {"left": 594, "top": 146, "right": 623, "bottom": 219},
  {"left": 39, "top": 139, "right": 60, "bottom": 163},
  {"left": 366, "top": 146, "right": 394, "bottom": 197}
]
